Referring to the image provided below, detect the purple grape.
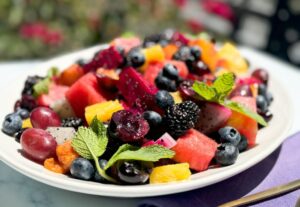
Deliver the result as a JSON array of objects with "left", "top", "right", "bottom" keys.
[{"left": 30, "top": 107, "right": 61, "bottom": 129}]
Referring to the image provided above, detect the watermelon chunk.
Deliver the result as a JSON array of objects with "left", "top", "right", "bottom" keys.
[
  {"left": 65, "top": 73, "right": 110, "bottom": 118},
  {"left": 172, "top": 129, "right": 218, "bottom": 171},
  {"left": 195, "top": 102, "right": 232, "bottom": 134},
  {"left": 143, "top": 60, "right": 188, "bottom": 85},
  {"left": 226, "top": 96, "right": 258, "bottom": 146},
  {"left": 110, "top": 37, "right": 141, "bottom": 53},
  {"left": 117, "top": 67, "right": 158, "bottom": 112},
  {"left": 37, "top": 83, "right": 69, "bottom": 107}
]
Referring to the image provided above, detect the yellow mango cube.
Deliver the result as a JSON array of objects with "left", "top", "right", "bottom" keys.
[
  {"left": 149, "top": 163, "right": 191, "bottom": 184},
  {"left": 22, "top": 118, "right": 32, "bottom": 128},
  {"left": 85, "top": 100, "right": 123, "bottom": 125}
]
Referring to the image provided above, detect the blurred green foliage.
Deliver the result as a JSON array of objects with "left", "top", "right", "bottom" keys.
[{"left": 0, "top": 0, "right": 185, "bottom": 60}]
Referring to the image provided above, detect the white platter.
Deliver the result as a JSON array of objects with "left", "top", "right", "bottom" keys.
[{"left": 0, "top": 45, "right": 293, "bottom": 197}]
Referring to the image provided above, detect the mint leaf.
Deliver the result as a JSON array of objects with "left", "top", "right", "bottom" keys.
[
  {"left": 192, "top": 81, "right": 217, "bottom": 101},
  {"left": 224, "top": 100, "right": 268, "bottom": 126},
  {"left": 105, "top": 145, "right": 175, "bottom": 170},
  {"left": 33, "top": 78, "right": 50, "bottom": 97},
  {"left": 213, "top": 72, "right": 235, "bottom": 97},
  {"left": 90, "top": 117, "right": 107, "bottom": 138},
  {"left": 71, "top": 126, "right": 116, "bottom": 183},
  {"left": 71, "top": 127, "right": 106, "bottom": 159},
  {"left": 33, "top": 67, "right": 60, "bottom": 97},
  {"left": 47, "top": 67, "right": 60, "bottom": 78}
]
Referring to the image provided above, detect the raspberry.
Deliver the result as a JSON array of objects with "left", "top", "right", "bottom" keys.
[{"left": 164, "top": 100, "right": 200, "bottom": 137}]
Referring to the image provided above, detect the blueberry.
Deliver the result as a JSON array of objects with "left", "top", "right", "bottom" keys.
[
  {"left": 13, "top": 128, "right": 28, "bottom": 143},
  {"left": 127, "top": 48, "right": 145, "bottom": 67},
  {"left": 215, "top": 143, "right": 239, "bottom": 166},
  {"left": 190, "top": 46, "right": 201, "bottom": 60},
  {"left": 237, "top": 135, "right": 248, "bottom": 152},
  {"left": 143, "top": 111, "right": 162, "bottom": 127},
  {"left": 2, "top": 113, "right": 22, "bottom": 136},
  {"left": 70, "top": 158, "right": 95, "bottom": 180},
  {"left": 155, "top": 90, "right": 175, "bottom": 110},
  {"left": 162, "top": 64, "right": 179, "bottom": 80},
  {"left": 16, "top": 108, "right": 30, "bottom": 119},
  {"left": 256, "top": 95, "right": 268, "bottom": 113},
  {"left": 258, "top": 84, "right": 267, "bottom": 96},
  {"left": 266, "top": 92, "right": 273, "bottom": 106},
  {"left": 218, "top": 126, "right": 241, "bottom": 146},
  {"left": 155, "top": 74, "right": 177, "bottom": 92},
  {"left": 116, "top": 161, "right": 151, "bottom": 184},
  {"left": 94, "top": 159, "right": 107, "bottom": 183}
]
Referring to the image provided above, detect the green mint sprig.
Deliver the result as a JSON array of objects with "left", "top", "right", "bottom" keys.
[
  {"left": 104, "top": 144, "right": 175, "bottom": 170},
  {"left": 71, "top": 117, "right": 175, "bottom": 183},
  {"left": 33, "top": 67, "right": 60, "bottom": 97},
  {"left": 71, "top": 118, "right": 116, "bottom": 183},
  {"left": 192, "top": 73, "right": 267, "bottom": 126}
]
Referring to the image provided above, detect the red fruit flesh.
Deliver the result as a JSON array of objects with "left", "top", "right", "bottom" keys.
[
  {"left": 226, "top": 96, "right": 258, "bottom": 146},
  {"left": 83, "top": 46, "right": 123, "bottom": 72},
  {"left": 118, "top": 67, "right": 158, "bottom": 112},
  {"left": 195, "top": 102, "right": 232, "bottom": 134},
  {"left": 37, "top": 83, "right": 69, "bottom": 107},
  {"left": 21, "top": 128, "right": 57, "bottom": 162},
  {"left": 110, "top": 37, "right": 141, "bottom": 53},
  {"left": 65, "top": 73, "right": 110, "bottom": 118},
  {"left": 172, "top": 129, "right": 218, "bottom": 171},
  {"left": 143, "top": 62, "right": 164, "bottom": 85}
]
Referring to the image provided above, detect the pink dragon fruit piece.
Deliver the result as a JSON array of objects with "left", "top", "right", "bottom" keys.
[
  {"left": 195, "top": 102, "right": 232, "bottom": 134},
  {"left": 117, "top": 67, "right": 159, "bottom": 112},
  {"left": 83, "top": 46, "right": 123, "bottom": 72},
  {"left": 142, "top": 133, "right": 177, "bottom": 149}
]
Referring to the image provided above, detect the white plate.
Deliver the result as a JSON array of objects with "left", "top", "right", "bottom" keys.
[{"left": 0, "top": 45, "right": 293, "bottom": 197}]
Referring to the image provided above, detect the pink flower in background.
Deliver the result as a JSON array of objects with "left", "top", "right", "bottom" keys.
[
  {"left": 173, "top": 0, "right": 187, "bottom": 7},
  {"left": 19, "top": 23, "right": 63, "bottom": 46},
  {"left": 187, "top": 20, "right": 204, "bottom": 33},
  {"left": 202, "top": 0, "right": 234, "bottom": 21}
]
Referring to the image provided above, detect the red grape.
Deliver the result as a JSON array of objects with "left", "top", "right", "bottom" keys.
[
  {"left": 251, "top": 69, "right": 269, "bottom": 85},
  {"left": 20, "top": 128, "right": 57, "bottom": 162},
  {"left": 30, "top": 107, "right": 61, "bottom": 129}
]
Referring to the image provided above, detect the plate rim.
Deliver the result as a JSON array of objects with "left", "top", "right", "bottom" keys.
[{"left": 0, "top": 45, "right": 294, "bottom": 197}]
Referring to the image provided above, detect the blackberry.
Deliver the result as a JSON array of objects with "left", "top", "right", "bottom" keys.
[
  {"left": 165, "top": 100, "right": 200, "bottom": 137},
  {"left": 22, "top": 75, "right": 44, "bottom": 95},
  {"left": 61, "top": 117, "right": 83, "bottom": 129}
]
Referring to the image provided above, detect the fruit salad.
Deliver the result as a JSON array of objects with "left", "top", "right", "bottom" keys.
[{"left": 2, "top": 30, "right": 273, "bottom": 185}]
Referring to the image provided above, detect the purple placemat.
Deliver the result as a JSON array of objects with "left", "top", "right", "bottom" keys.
[{"left": 139, "top": 132, "right": 300, "bottom": 207}]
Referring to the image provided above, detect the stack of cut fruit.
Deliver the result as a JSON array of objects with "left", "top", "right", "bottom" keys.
[{"left": 2, "top": 30, "right": 273, "bottom": 185}]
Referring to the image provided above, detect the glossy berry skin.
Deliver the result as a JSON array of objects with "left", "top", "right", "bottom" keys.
[
  {"left": 251, "top": 69, "right": 269, "bottom": 85},
  {"left": 258, "top": 84, "right": 267, "bottom": 97},
  {"left": 30, "top": 107, "right": 61, "bottom": 130},
  {"left": 237, "top": 135, "right": 248, "bottom": 152},
  {"left": 20, "top": 128, "right": 57, "bottom": 162},
  {"left": 162, "top": 64, "right": 179, "bottom": 80},
  {"left": 266, "top": 92, "right": 274, "bottom": 106},
  {"left": 14, "top": 128, "right": 28, "bottom": 143},
  {"left": 218, "top": 126, "right": 241, "bottom": 146},
  {"left": 190, "top": 46, "right": 201, "bottom": 60},
  {"left": 16, "top": 108, "right": 30, "bottom": 119},
  {"left": 155, "top": 90, "right": 175, "bottom": 110},
  {"left": 116, "top": 161, "right": 151, "bottom": 184},
  {"left": 155, "top": 74, "right": 177, "bottom": 92},
  {"left": 2, "top": 113, "right": 22, "bottom": 136},
  {"left": 191, "top": 61, "right": 210, "bottom": 76},
  {"left": 143, "top": 111, "right": 162, "bottom": 127},
  {"left": 256, "top": 95, "right": 268, "bottom": 113},
  {"left": 70, "top": 158, "right": 95, "bottom": 180},
  {"left": 94, "top": 159, "right": 107, "bottom": 183},
  {"left": 230, "top": 84, "right": 253, "bottom": 98},
  {"left": 215, "top": 143, "right": 239, "bottom": 166},
  {"left": 126, "top": 48, "right": 145, "bottom": 67}
]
